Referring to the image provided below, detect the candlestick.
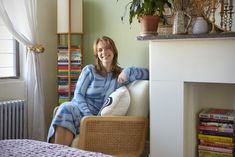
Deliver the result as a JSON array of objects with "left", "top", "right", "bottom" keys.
[
  {"left": 221, "top": 0, "right": 225, "bottom": 12},
  {"left": 211, "top": 0, "right": 216, "bottom": 8},
  {"left": 228, "top": 5, "right": 234, "bottom": 31},
  {"left": 230, "top": 0, "right": 233, "bottom": 6},
  {"left": 220, "top": 11, "right": 224, "bottom": 28},
  {"left": 210, "top": 8, "right": 217, "bottom": 33},
  {"left": 224, "top": 2, "right": 229, "bottom": 31}
]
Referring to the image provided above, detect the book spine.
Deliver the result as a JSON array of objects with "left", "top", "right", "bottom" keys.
[
  {"left": 200, "top": 118, "right": 235, "bottom": 124},
  {"left": 199, "top": 125, "right": 234, "bottom": 134},
  {"left": 199, "top": 140, "right": 235, "bottom": 149},
  {"left": 200, "top": 121, "right": 234, "bottom": 128},
  {"left": 198, "top": 149, "right": 233, "bottom": 157},
  {"left": 199, "top": 130, "right": 234, "bottom": 137},
  {"left": 198, "top": 145, "right": 234, "bottom": 154},
  {"left": 198, "top": 134, "right": 234, "bottom": 143},
  {"left": 199, "top": 113, "right": 235, "bottom": 121}
]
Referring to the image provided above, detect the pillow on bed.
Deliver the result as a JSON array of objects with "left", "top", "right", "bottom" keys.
[{"left": 100, "top": 86, "right": 130, "bottom": 116}]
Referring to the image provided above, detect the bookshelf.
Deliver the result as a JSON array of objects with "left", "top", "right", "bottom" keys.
[{"left": 57, "top": 0, "right": 83, "bottom": 104}]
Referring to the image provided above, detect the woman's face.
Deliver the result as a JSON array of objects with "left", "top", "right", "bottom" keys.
[{"left": 97, "top": 40, "right": 114, "bottom": 66}]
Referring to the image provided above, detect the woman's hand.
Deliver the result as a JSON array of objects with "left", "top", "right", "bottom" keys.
[{"left": 118, "top": 71, "right": 128, "bottom": 84}]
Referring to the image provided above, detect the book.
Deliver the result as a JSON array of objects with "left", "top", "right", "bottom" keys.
[
  {"left": 198, "top": 144, "right": 234, "bottom": 154},
  {"left": 200, "top": 121, "right": 234, "bottom": 128},
  {"left": 198, "top": 122, "right": 234, "bottom": 136},
  {"left": 199, "top": 108, "right": 235, "bottom": 121},
  {"left": 198, "top": 149, "right": 233, "bottom": 157},
  {"left": 198, "top": 134, "right": 234, "bottom": 143},
  {"left": 199, "top": 125, "right": 234, "bottom": 134},
  {"left": 199, "top": 140, "right": 235, "bottom": 149},
  {"left": 58, "top": 65, "right": 81, "bottom": 70},
  {"left": 200, "top": 117, "right": 235, "bottom": 124},
  {"left": 199, "top": 130, "right": 234, "bottom": 137}
]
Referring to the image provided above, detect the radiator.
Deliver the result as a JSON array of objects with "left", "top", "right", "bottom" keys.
[{"left": 0, "top": 100, "right": 27, "bottom": 140}]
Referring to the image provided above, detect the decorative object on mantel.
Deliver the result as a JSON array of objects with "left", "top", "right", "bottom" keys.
[
  {"left": 139, "top": 16, "right": 160, "bottom": 36},
  {"left": 172, "top": 0, "right": 192, "bottom": 34},
  {"left": 157, "top": 23, "right": 173, "bottom": 35},
  {"left": 157, "top": 5, "right": 174, "bottom": 35},
  {"left": 192, "top": 0, "right": 209, "bottom": 34},
  {"left": 210, "top": 0, "right": 218, "bottom": 33},
  {"left": 192, "top": 17, "right": 209, "bottom": 34},
  {"left": 221, "top": 0, "right": 234, "bottom": 32},
  {"left": 117, "top": 0, "right": 172, "bottom": 36},
  {"left": 172, "top": 11, "right": 192, "bottom": 34},
  {"left": 228, "top": 0, "right": 234, "bottom": 31},
  {"left": 203, "top": 0, "right": 234, "bottom": 33}
]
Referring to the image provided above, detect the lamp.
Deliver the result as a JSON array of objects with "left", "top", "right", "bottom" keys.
[{"left": 57, "top": 0, "right": 83, "bottom": 33}]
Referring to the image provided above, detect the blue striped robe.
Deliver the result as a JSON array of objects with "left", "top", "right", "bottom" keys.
[{"left": 47, "top": 64, "right": 149, "bottom": 142}]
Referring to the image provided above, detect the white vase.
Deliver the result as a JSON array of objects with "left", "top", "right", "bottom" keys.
[{"left": 192, "top": 17, "right": 208, "bottom": 34}]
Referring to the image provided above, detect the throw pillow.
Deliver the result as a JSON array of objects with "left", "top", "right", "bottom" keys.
[{"left": 99, "top": 86, "right": 130, "bottom": 116}]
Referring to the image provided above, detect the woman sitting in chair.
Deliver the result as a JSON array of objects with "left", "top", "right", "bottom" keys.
[{"left": 47, "top": 36, "right": 149, "bottom": 146}]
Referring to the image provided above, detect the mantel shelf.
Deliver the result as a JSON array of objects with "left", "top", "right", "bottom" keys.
[{"left": 137, "top": 32, "right": 235, "bottom": 41}]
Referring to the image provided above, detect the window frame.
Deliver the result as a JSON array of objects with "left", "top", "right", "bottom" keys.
[{"left": 0, "top": 38, "right": 20, "bottom": 79}]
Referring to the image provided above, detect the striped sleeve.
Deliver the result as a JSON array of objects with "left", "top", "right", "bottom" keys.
[
  {"left": 72, "top": 65, "right": 93, "bottom": 116},
  {"left": 122, "top": 67, "right": 149, "bottom": 83}
]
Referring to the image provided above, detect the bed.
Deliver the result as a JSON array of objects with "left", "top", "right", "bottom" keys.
[{"left": 0, "top": 139, "right": 113, "bottom": 157}]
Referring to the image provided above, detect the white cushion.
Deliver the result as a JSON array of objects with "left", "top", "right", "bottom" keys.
[
  {"left": 100, "top": 86, "right": 130, "bottom": 116},
  {"left": 126, "top": 80, "right": 149, "bottom": 117}
]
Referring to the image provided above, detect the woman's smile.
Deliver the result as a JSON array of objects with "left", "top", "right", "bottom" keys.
[{"left": 97, "top": 41, "right": 114, "bottom": 67}]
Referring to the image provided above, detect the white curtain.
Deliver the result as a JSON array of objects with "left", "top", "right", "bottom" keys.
[{"left": 0, "top": 0, "right": 45, "bottom": 140}]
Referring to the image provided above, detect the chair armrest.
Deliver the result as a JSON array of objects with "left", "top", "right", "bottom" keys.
[{"left": 78, "top": 116, "right": 148, "bottom": 157}]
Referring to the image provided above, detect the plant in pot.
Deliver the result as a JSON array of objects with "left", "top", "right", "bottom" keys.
[{"left": 118, "top": 0, "right": 172, "bottom": 36}]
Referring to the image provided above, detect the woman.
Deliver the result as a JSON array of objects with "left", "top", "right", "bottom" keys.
[{"left": 47, "top": 36, "right": 149, "bottom": 146}]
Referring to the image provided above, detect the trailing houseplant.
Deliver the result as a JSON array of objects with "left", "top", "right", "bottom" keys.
[{"left": 118, "top": 0, "right": 172, "bottom": 35}]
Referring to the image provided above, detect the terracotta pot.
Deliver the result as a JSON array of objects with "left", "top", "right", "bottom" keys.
[{"left": 139, "top": 16, "right": 160, "bottom": 36}]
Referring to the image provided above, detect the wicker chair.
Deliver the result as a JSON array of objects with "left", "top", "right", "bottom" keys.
[{"left": 54, "top": 80, "right": 149, "bottom": 157}]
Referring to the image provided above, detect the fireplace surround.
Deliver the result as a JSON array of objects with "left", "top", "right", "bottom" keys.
[{"left": 149, "top": 37, "right": 235, "bottom": 157}]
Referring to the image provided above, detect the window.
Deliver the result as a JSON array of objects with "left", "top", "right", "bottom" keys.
[{"left": 0, "top": 18, "right": 19, "bottom": 78}]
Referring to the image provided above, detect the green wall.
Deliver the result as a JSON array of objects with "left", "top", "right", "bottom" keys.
[{"left": 83, "top": 0, "right": 149, "bottom": 68}]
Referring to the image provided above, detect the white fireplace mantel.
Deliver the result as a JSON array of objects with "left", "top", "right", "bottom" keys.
[{"left": 149, "top": 38, "right": 235, "bottom": 157}]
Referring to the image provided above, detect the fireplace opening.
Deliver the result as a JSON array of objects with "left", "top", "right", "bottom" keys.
[{"left": 184, "top": 82, "right": 235, "bottom": 157}]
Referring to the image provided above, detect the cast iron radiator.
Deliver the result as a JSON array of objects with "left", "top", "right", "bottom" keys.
[{"left": 0, "top": 100, "right": 27, "bottom": 139}]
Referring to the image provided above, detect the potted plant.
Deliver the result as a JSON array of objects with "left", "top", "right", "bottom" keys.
[{"left": 118, "top": 0, "right": 172, "bottom": 36}]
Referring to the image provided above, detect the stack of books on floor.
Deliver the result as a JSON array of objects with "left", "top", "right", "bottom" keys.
[{"left": 198, "top": 108, "right": 235, "bottom": 157}]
